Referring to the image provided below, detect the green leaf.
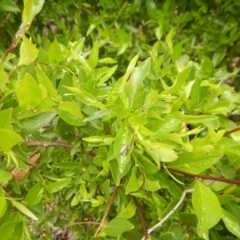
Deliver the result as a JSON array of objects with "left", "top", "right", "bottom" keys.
[
  {"left": 170, "top": 113, "right": 218, "bottom": 125},
  {"left": 88, "top": 42, "right": 99, "bottom": 69},
  {"left": 11, "top": 200, "right": 38, "bottom": 221},
  {"left": 165, "top": 29, "right": 175, "bottom": 53},
  {"left": 20, "top": 111, "right": 56, "bottom": 136},
  {"left": 165, "top": 66, "right": 192, "bottom": 94},
  {"left": 159, "top": 232, "right": 176, "bottom": 240},
  {"left": 97, "top": 65, "right": 118, "bottom": 87},
  {"left": 0, "top": 129, "right": 22, "bottom": 152},
  {"left": 114, "top": 124, "right": 132, "bottom": 173},
  {"left": 0, "top": 170, "right": 12, "bottom": 182},
  {"left": 201, "top": 58, "right": 214, "bottom": 77},
  {"left": 0, "top": 187, "right": 7, "bottom": 218},
  {"left": 25, "top": 182, "right": 43, "bottom": 206},
  {"left": 64, "top": 86, "right": 104, "bottom": 109},
  {"left": 83, "top": 110, "right": 110, "bottom": 122},
  {"left": 146, "top": 0, "right": 157, "bottom": 19},
  {"left": 18, "top": 35, "right": 38, "bottom": 66},
  {"left": 192, "top": 180, "right": 221, "bottom": 234},
  {"left": 16, "top": 73, "right": 43, "bottom": 110},
  {"left": 145, "top": 174, "right": 161, "bottom": 191},
  {"left": 135, "top": 152, "right": 159, "bottom": 173},
  {"left": 169, "top": 152, "right": 222, "bottom": 174},
  {"left": 57, "top": 101, "right": 84, "bottom": 126},
  {"left": 222, "top": 209, "right": 240, "bottom": 237},
  {"left": 126, "top": 166, "right": 140, "bottom": 194},
  {"left": 117, "top": 200, "right": 136, "bottom": 219},
  {"left": 104, "top": 218, "right": 134, "bottom": 237},
  {"left": 22, "top": 0, "right": 45, "bottom": 26},
  {"left": 0, "top": 1, "right": 20, "bottom": 12},
  {"left": 179, "top": 213, "right": 198, "bottom": 226},
  {"left": 44, "top": 179, "right": 71, "bottom": 193},
  {"left": 36, "top": 66, "right": 61, "bottom": 102},
  {"left": 0, "top": 108, "right": 12, "bottom": 129},
  {"left": 48, "top": 38, "right": 62, "bottom": 64},
  {"left": 124, "top": 58, "right": 151, "bottom": 107}
]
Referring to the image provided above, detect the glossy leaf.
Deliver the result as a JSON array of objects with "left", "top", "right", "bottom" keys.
[
  {"left": 169, "top": 152, "right": 222, "bottom": 174},
  {"left": 192, "top": 180, "right": 221, "bottom": 234},
  {"left": 222, "top": 209, "right": 240, "bottom": 237},
  {"left": 114, "top": 124, "right": 132, "bottom": 173}
]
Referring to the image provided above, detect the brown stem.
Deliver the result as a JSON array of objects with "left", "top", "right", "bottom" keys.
[
  {"left": 224, "top": 126, "right": 240, "bottom": 136},
  {"left": 27, "top": 141, "right": 74, "bottom": 149},
  {"left": 132, "top": 196, "right": 149, "bottom": 239},
  {"left": 167, "top": 167, "right": 240, "bottom": 185},
  {"left": 94, "top": 185, "right": 120, "bottom": 236}
]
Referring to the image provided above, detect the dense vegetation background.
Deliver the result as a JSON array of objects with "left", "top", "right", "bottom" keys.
[{"left": 1, "top": 0, "right": 240, "bottom": 239}]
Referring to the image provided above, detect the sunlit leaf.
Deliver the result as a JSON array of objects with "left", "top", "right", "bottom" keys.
[
  {"left": 16, "top": 73, "right": 43, "bottom": 110},
  {"left": 18, "top": 35, "right": 38, "bottom": 66},
  {"left": 11, "top": 200, "right": 38, "bottom": 221},
  {"left": 192, "top": 180, "right": 221, "bottom": 234}
]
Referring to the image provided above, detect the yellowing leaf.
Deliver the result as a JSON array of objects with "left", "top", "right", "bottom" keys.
[{"left": 18, "top": 35, "right": 38, "bottom": 66}]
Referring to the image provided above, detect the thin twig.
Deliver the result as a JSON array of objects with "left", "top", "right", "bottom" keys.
[
  {"left": 132, "top": 196, "right": 149, "bottom": 240},
  {"left": 27, "top": 141, "right": 74, "bottom": 149},
  {"left": 1, "top": 24, "right": 29, "bottom": 65},
  {"left": 142, "top": 189, "right": 193, "bottom": 240},
  {"left": 94, "top": 185, "right": 120, "bottom": 236},
  {"left": 167, "top": 167, "right": 240, "bottom": 185},
  {"left": 224, "top": 126, "right": 240, "bottom": 136}
]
